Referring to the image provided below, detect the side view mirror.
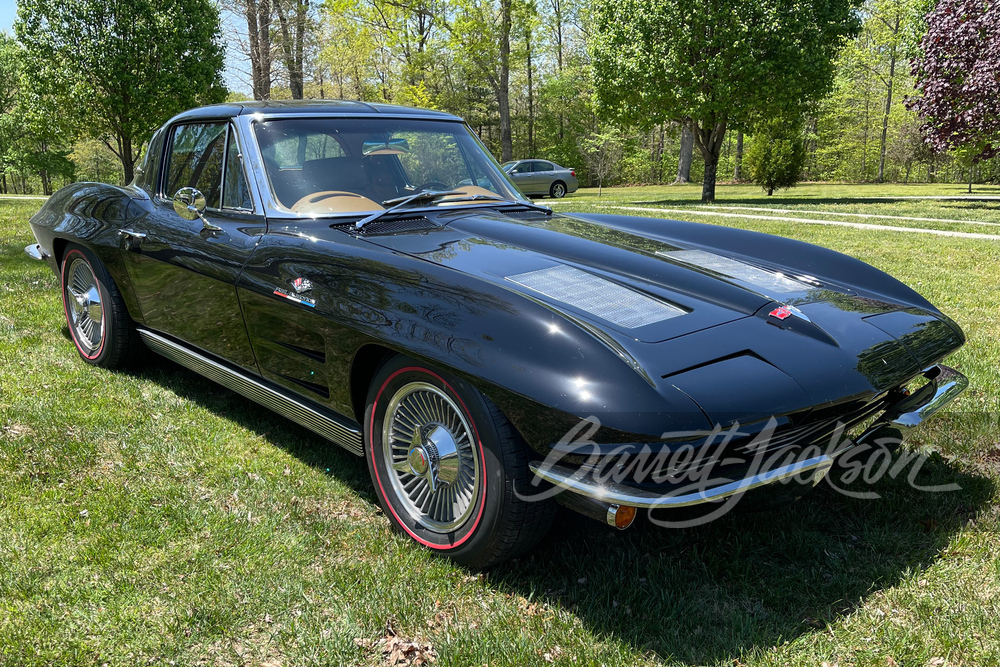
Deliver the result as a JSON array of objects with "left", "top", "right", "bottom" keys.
[{"left": 173, "top": 187, "right": 221, "bottom": 231}]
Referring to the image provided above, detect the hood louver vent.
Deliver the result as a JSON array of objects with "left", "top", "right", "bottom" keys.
[
  {"left": 658, "top": 249, "right": 813, "bottom": 294},
  {"left": 506, "top": 264, "right": 685, "bottom": 329}
]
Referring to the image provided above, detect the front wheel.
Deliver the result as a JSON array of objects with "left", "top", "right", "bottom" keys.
[{"left": 365, "top": 356, "right": 554, "bottom": 569}]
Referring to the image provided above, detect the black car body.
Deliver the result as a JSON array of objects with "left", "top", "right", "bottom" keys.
[{"left": 26, "top": 101, "right": 968, "bottom": 567}]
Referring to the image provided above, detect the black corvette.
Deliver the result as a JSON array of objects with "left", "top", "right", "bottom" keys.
[{"left": 26, "top": 101, "right": 967, "bottom": 568}]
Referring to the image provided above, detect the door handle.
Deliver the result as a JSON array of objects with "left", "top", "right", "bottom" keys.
[{"left": 118, "top": 229, "right": 146, "bottom": 251}]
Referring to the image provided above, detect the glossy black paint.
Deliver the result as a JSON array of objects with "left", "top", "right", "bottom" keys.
[{"left": 28, "top": 102, "right": 965, "bottom": 462}]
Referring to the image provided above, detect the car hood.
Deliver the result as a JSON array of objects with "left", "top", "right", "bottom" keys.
[
  {"left": 354, "top": 208, "right": 963, "bottom": 422},
  {"left": 359, "top": 208, "right": 866, "bottom": 343}
]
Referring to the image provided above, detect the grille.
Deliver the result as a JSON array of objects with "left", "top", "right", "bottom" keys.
[
  {"left": 620, "top": 395, "right": 891, "bottom": 484},
  {"left": 506, "top": 264, "right": 685, "bottom": 329}
]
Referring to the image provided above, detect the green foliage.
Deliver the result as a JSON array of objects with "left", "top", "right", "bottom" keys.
[
  {"left": 15, "top": 0, "right": 227, "bottom": 183},
  {"left": 589, "top": 0, "right": 861, "bottom": 200},
  {"left": 745, "top": 119, "right": 807, "bottom": 195}
]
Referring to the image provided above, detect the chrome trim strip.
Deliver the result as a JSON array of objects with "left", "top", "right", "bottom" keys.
[
  {"left": 25, "top": 243, "right": 47, "bottom": 261},
  {"left": 137, "top": 329, "right": 364, "bottom": 455},
  {"left": 530, "top": 451, "right": 838, "bottom": 509}
]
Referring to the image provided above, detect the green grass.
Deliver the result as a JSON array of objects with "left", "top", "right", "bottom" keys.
[{"left": 2, "top": 184, "right": 1000, "bottom": 666}]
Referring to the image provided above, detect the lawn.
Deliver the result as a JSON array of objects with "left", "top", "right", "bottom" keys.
[{"left": 1, "top": 183, "right": 999, "bottom": 666}]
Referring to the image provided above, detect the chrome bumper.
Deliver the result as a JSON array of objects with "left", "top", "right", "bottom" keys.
[
  {"left": 24, "top": 243, "right": 48, "bottom": 261},
  {"left": 529, "top": 364, "right": 967, "bottom": 510}
]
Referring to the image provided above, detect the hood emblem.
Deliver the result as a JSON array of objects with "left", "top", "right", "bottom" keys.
[
  {"left": 291, "top": 277, "right": 313, "bottom": 294},
  {"left": 769, "top": 304, "right": 811, "bottom": 323}
]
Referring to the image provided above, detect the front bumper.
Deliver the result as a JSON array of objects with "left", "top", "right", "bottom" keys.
[
  {"left": 25, "top": 243, "right": 48, "bottom": 261},
  {"left": 530, "top": 364, "right": 968, "bottom": 524}
]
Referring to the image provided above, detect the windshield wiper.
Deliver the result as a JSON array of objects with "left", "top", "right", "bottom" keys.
[
  {"left": 355, "top": 190, "right": 465, "bottom": 230},
  {"left": 440, "top": 193, "right": 553, "bottom": 214}
]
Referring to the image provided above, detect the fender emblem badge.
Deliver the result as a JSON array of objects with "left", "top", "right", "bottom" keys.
[{"left": 291, "top": 277, "right": 313, "bottom": 293}]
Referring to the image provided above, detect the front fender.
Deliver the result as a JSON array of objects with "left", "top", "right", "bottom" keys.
[{"left": 237, "top": 231, "right": 710, "bottom": 454}]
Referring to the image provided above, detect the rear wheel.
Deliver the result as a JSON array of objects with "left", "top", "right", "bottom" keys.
[
  {"left": 61, "top": 244, "right": 142, "bottom": 368},
  {"left": 365, "top": 355, "right": 554, "bottom": 568},
  {"left": 549, "top": 181, "right": 567, "bottom": 198}
]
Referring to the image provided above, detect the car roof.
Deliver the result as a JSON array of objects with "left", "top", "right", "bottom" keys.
[{"left": 164, "top": 100, "right": 464, "bottom": 125}]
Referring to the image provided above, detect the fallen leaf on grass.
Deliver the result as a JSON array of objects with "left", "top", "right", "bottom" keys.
[{"left": 542, "top": 646, "right": 563, "bottom": 662}]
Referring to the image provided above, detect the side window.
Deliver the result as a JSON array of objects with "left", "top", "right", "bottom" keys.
[
  {"left": 533, "top": 161, "right": 551, "bottom": 172},
  {"left": 165, "top": 123, "right": 227, "bottom": 208},
  {"left": 222, "top": 127, "right": 253, "bottom": 210},
  {"left": 513, "top": 162, "right": 531, "bottom": 173}
]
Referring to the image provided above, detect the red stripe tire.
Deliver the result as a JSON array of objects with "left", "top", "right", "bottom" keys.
[{"left": 364, "top": 355, "right": 555, "bottom": 569}]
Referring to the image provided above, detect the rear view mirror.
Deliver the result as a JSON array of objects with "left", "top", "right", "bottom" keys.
[{"left": 362, "top": 137, "right": 410, "bottom": 155}]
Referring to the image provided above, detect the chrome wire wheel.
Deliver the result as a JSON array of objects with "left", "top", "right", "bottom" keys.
[
  {"left": 381, "top": 381, "right": 481, "bottom": 533},
  {"left": 65, "top": 257, "right": 104, "bottom": 356}
]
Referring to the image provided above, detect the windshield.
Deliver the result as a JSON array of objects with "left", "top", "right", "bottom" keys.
[{"left": 252, "top": 117, "right": 522, "bottom": 215}]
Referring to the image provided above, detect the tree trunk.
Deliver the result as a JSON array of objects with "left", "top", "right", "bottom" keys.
[
  {"left": 733, "top": 131, "right": 743, "bottom": 181},
  {"left": 245, "top": 0, "right": 272, "bottom": 100},
  {"left": 497, "top": 0, "right": 513, "bottom": 161},
  {"left": 120, "top": 133, "right": 135, "bottom": 185},
  {"left": 276, "top": 0, "right": 307, "bottom": 99},
  {"left": 877, "top": 54, "right": 897, "bottom": 182},
  {"left": 525, "top": 25, "right": 534, "bottom": 155},
  {"left": 692, "top": 120, "right": 726, "bottom": 203},
  {"left": 675, "top": 126, "right": 693, "bottom": 183}
]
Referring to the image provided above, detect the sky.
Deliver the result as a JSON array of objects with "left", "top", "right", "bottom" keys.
[{"left": 0, "top": 0, "right": 251, "bottom": 95}]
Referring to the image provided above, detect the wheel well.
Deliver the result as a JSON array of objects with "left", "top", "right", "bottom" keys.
[
  {"left": 349, "top": 344, "right": 396, "bottom": 424},
  {"left": 551, "top": 180, "right": 565, "bottom": 190},
  {"left": 51, "top": 237, "right": 68, "bottom": 267}
]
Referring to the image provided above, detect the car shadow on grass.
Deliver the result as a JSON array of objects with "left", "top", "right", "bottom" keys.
[
  {"left": 117, "top": 349, "right": 995, "bottom": 666},
  {"left": 489, "top": 456, "right": 994, "bottom": 664}
]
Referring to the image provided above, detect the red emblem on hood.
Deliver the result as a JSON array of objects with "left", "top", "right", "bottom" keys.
[{"left": 769, "top": 306, "right": 793, "bottom": 320}]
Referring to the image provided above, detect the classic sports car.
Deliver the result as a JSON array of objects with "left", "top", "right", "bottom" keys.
[{"left": 27, "top": 101, "right": 967, "bottom": 568}]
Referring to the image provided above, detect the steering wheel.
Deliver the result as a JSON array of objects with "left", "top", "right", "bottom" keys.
[{"left": 414, "top": 181, "right": 450, "bottom": 192}]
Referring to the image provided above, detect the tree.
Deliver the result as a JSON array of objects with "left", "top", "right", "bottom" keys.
[
  {"left": 909, "top": 0, "right": 1000, "bottom": 163},
  {"left": 16, "top": 0, "right": 227, "bottom": 184},
  {"left": 275, "top": 0, "right": 312, "bottom": 99},
  {"left": 579, "top": 127, "right": 623, "bottom": 195},
  {"left": 449, "top": 0, "right": 517, "bottom": 161},
  {"left": 233, "top": 0, "right": 274, "bottom": 100},
  {"left": 590, "top": 0, "right": 861, "bottom": 202},
  {"left": 744, "top": 119, "right": 807, "bottom": 195}
]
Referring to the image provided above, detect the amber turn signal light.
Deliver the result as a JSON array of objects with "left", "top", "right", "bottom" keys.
[{"left": 609, "top": 504, "right": 637, "bottom": 530}]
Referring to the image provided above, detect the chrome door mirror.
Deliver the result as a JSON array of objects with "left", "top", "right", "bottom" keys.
[{"left": 172, "top": 187, "right": 221, "bottom": 231}]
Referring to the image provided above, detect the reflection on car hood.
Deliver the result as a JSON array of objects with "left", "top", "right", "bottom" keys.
[{"left": 362, "top": 208, "right": 874, "bottom": 344}]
